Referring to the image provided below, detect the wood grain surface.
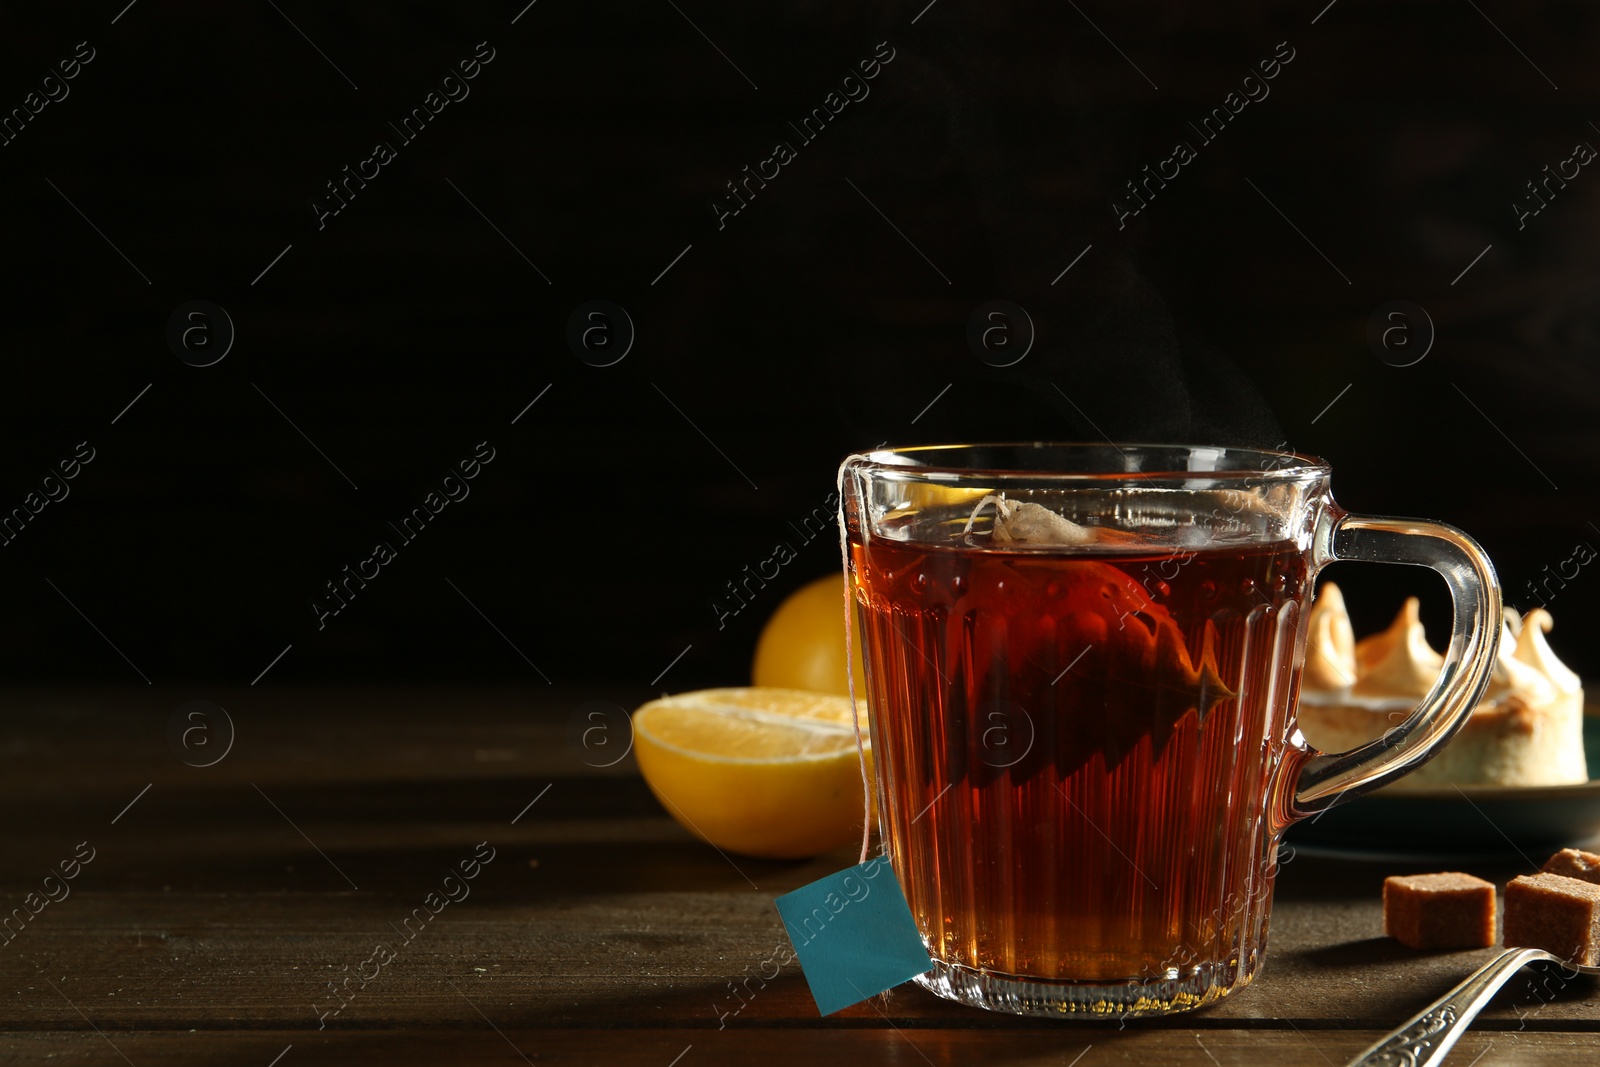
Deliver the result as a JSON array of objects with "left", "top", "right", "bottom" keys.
[{"left": 3, "top": 687, "right": 1597, "bottom": 1065}]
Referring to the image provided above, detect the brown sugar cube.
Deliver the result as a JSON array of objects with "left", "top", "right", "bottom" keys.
[
  {"left": 1383, "top": 872, "right": 1497, "bottom": 949},
  {"left": 1504, "top": 873, "right": 1600, "bottom": 965},
  {"left": 1542, "top": 848, "right": 1600, "bottom": 885}
]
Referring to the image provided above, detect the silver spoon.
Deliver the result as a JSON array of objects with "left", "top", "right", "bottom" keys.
[{"left": 1346, "top": 947, "right": 1598, "bottom": 1066}]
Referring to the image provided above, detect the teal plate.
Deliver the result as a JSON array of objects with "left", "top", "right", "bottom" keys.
[{"left": 1287, "top": 716, "right": 1600, "bottom": 859}]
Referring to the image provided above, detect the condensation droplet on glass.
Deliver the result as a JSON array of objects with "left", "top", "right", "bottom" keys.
[
  {"left": 1239, "top": 578, "right": 1257, "bottom": 595},
  {"left": 1199, "top": 580, "right": 1217, "bottom": 600},
  {"left": 910, "top": 572, "right": 929, "bottom": 595}
]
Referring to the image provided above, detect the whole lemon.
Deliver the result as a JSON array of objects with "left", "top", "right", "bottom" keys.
[{"left": 752, "top": 574, "right": 866, "bottom": 697}]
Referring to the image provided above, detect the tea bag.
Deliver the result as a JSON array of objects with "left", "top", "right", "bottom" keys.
[
  {"left": 962, "top": 493, "right": 1141, "bottom": 546},
  {"left": 961, "top": 492, "right": 1234, "bottom": 766}
]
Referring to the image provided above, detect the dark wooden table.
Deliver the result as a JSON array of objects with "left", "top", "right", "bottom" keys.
[{"left": 5, "top": 687, "right": 1597, "bottom": 1065}]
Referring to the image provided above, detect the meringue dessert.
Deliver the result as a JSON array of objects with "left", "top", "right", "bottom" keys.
[{"left": 1296, "top": 583, "right": 1587, "bottom": 790}]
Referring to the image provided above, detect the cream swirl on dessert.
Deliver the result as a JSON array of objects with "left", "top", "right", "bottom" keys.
[
  {"left": 1484, "top": 613, "right": 1558, "bottom": 709},
  {"left": 1296, "top": 582, "right": 1587, "bottom": 788},
  {"left": 1301, "top": 581, "right": 1356, "bottom": 691},
  {"left": 1516, "top": 608, "right": 1582, "bottom": 695},
  {"left": 1348, "top": 597, "right": 1444, "bottom": 701},
  {"left": 1300, "top": 587, "right": 1575, "bottom": 709}
]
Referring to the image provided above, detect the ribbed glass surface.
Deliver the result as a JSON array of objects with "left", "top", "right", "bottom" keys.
[{"left": 853, "top": 533, "right": 1306, "bottom": 1016}]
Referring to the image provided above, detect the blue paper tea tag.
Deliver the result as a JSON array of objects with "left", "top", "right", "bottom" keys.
[{"left": 774, "top": 856, "right": 933, "bottom": 1016}]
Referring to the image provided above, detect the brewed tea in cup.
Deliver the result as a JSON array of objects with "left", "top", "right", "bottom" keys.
[{"left": 841, "top": 444, "right": 1500, "bottom": 1017}]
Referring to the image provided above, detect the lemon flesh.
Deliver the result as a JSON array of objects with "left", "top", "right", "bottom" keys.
[{"left": 633, "top": 687, "right": 873, "bottom": 860}]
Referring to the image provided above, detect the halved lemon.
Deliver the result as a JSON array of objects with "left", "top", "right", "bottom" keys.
[{"left": 632, "top": 687, "right": 873, "bottom": 860}]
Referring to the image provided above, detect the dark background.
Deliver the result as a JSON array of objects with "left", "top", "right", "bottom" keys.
[{"left": 0, "top": 1, "right": 1595, "bottom": 690}]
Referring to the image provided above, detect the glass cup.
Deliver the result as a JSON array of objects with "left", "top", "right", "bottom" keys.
[{"left": 839, "top": 443, "right": 1500, "bottom": 1018}]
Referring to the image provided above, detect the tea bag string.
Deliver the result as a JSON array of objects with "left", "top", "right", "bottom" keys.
[{"left": 836, "top": 464, "right": 874, "bottom": 865}]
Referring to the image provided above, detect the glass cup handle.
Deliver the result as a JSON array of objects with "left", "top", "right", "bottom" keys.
[{"left": 1289, "top": 511, "right": 1502, "bottom": 818}]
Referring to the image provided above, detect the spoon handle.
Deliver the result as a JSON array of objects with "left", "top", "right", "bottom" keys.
[{"left": 1345, "top": 947, "right": 1556, "bottom": 1067}]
